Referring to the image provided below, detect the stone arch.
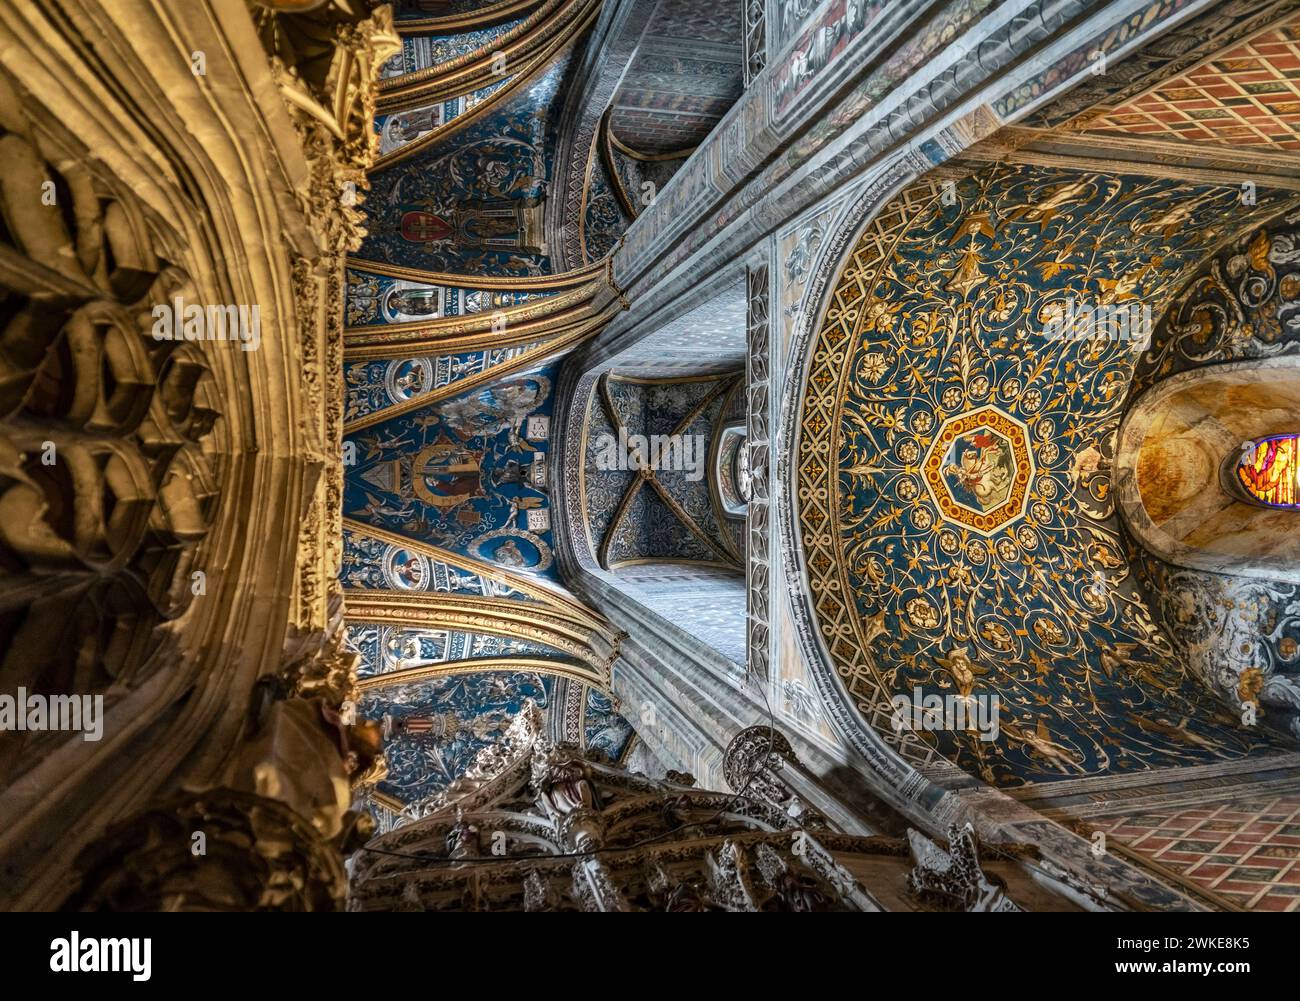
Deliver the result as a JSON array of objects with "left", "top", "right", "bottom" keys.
[
  {"left": 554, "top": 273, "right": 750, "bottom": 670},
  {"left": 1117, "top": 356, "right": 1300, "bottom": 585},
  {"left": 784, "top": 158, "right": 1299, "bottom": 791}
]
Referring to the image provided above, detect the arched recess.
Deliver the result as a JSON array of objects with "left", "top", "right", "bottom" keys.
[
  {"left": 373, "top": 0, "right": 602, "bottom": 169},
  {"left": 1117, "top": 357, "right": 1300, "bottom": 585},
  {"left": 554, "top": 274, "right": 750, "bottom": 669},
  {"left": 0, "top": 1, "right": 403, "bottom": 909},
  {"left": 392, "top": 0, "right": 548, "bottom": 34},
  {"left": 338, "top": 518, "right": 629, "bottom": 828},
  {"left": 784, "top": 159, "right": 1300, "bottom": 793},
  {"left": 1114, "top": 214, "right": 1300, "bottom": 743}
]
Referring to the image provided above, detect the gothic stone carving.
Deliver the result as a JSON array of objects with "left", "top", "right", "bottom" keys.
[
  {"left": 0, "top": 65, "right": 224, "bottom": 708},
  {"left": 68, "top": 789, "right": 349, "bottom": 912},
  {"left": 746, "top": 264, "right": 772, "bottom": 677},
  {"left": 907, "top": 823, "right": 1023, "bottom": 913},
  {"left": 353, "top": 709, "right": 1095, "bottom": 911}
]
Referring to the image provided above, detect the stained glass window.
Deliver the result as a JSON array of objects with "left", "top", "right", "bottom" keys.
[{"left": 1235, "top": 434, "right": 1300, "bottom": 509}]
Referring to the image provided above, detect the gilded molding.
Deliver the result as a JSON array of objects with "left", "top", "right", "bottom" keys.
[
  {"left": 342, "top": 517, "right": 617, "bottom": 635},
  {"left": 357, "top": 656, "right": 595, "bottom": 691},
  {"left": 343, "top": 296, "right": 625, "bottom": 429},
  {"left": 395, "top": 0, "right": 548, "bottom": 34},
  {"left": 344, "top": 590, "right": 613, "bottom": 687},
  {"left": 347, "top": 255, "right": 611, "bottom": 288},
  {"left": 378, "top": 0, "right": 586, "bottom": 106}
]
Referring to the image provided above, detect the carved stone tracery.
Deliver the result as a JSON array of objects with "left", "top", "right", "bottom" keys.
[
  {"left": 0, "top": 65, "right": 225, "bottom": 714},
  {"left": 0, "top": 0, "right": 402, "bottom": 910},
  {"left": 350, "top": 713, "right": 1078, "bottom": 912}
]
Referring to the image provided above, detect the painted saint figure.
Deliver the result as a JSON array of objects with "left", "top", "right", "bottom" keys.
[
  {"left": 944, "top": 430, "right": 1014, "bottom": 511},
  {"left": 1234, "top": 434, "right": 1300, "bottom": 509},
  {"left": 385, "top": 286, "right": 443, "bottom": 319}
]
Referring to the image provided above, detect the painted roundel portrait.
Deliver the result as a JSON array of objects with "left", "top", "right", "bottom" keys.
[
  {"left": 385, "top": 358, "right": 434, "bottom": 402},
  {"left": 469, "top": 527, "right": 553, "bottom": 574},
  {"left": 384, "top": 546, "right": 432, "bottom": 590},
  {"left": 923, "top": 407, "right": 1033, "bottom": 535}
]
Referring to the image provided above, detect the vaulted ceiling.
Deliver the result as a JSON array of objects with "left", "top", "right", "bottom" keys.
[
  {"left": 341, "top": 0, "right": 644, "bottom": 823},
  {"left": 607, "top": 0, "right": 743, "bottom": 154},
  {"left": 794, "top": 2, "right": 1300, "bottom": 787}
]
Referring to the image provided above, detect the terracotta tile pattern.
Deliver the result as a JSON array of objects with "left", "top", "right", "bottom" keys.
[
  {"left": 1090, "top": 794, "right": 1300, "bottom": 911},
  {"left": 1083, "top": 13, "right": 1300, "bottom": 150}
]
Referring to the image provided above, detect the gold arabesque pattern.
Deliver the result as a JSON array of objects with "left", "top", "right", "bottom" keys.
[{"left": 796, "top": 167, "right": 1283, "bottom": 785}]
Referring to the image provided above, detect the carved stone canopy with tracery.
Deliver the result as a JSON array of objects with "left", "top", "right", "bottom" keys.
[{"left": 350, "top": 707, "right": 1103, "bottom": 912}]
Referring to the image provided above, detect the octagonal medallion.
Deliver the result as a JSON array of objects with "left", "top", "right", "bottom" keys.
[{"left": 922, "top": 406, "right": 1034, "bottom": 536}]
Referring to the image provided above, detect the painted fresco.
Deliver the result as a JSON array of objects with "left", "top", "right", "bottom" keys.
[
  {"left": 341, "top": 526, "right": 526, "bottom": 598},
  {"left": 345, "top": 267, "right": 552, "bottom": 327},
  {"left": 798, "top": 167, "right": 1294, "bottom": 786},
  {"left": 1139, "top": 555, "right": 1300, "bottom": 743},
  {"left": 1079, "top": 11, "right": 1300, "bottom": 152},
  {"left": 375, "top": 79, "right": 513, "bottom": 157},
  {"left": 584, "top": 688, "right": 634, "bottom": 761},
  {"left": 361, "top": 54, "right": 571, "bottom": 276},
  {"left": 344, "top": 24, "right": 634, "bottom": 823},
  {"left": 345, "top": 623, "right": 564, "bottom": 679},
  {"left": 358, "top": 667, "right": 633, "bottom": 810},
  {"left": 380, "top": 21, "right": 525, "bottom": 79},
  {"left": 1131, "top": 216, "right": 1300, "bottom": 396},
  {"left": 344, "top": 345, "right": 541, "bottom": 423},
  {"left": 362, "top": 670, "right": 553, "bottom": 804},
  {"left": 583, "top": 154, "right": 627, "bottom": 263},
  {"left": 1124, "top": 217, "right": 1300, "bottom": 745},
  {"left": 344, "top": 364, "right": 559, "bottom": 578}
]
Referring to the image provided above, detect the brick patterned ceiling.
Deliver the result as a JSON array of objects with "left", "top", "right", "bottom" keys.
[
  {"left": 1090, "top": 794, "right": 1300, "bottom": 912},
  {"left": 1079, "top": 12, "right": 1300, "bottom": 150},
  {"left": 609, "top": 0, "right": 744, "bottom": 153}
]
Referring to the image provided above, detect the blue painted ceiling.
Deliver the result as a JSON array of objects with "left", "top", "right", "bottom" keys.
[
  {"left": 810, "top": 163, "right": 1300, "bottom": 786},
  {"left": 344, "top": 26, "right": 633, "bottom": 816}
]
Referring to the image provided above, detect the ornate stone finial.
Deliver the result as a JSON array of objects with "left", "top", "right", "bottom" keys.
[
  {"left": 906, "top": 823, "right": 1022, "bottom": 912},
  {"left": 753, "top": 842, "right": 832, "bottom": 912},
  {"left": 445, "top": 814, "right": 482, "bottom": 860},
  {"left": 722, "top": 725, "right": 821, "bottom": 825},
  {"left": 469, "top": 700, "right": 546, "bottom": 783},
  {"left": 706, "top": 840, "right": 758, "bottom": 912},
  {"left": 643, "top": 862, "right": 710, "bottom": 912},
  {"left": 523, "top": 870, "right": 561, "bottom": 912},
  {"left": 532, "top": 739, "right": 603, "bottom": 850},
  {"left": 277, "top": 627, "right": 361, "bottom": 712},
  {"left": 723, "top": 725, "right": 795, "bottom": 792}
]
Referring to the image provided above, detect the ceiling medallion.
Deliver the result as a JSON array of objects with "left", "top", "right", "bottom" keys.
[{"left": 922, "top": 405, "right": 1034, "bottom": 537}]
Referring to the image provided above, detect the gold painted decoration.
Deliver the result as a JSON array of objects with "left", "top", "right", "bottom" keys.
[
  {"left": 922, "top": 406, "right": 1034, "bottom": 536},
  {"left": 796, "top": 165, "right": 1287, "bottom": 786}
]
